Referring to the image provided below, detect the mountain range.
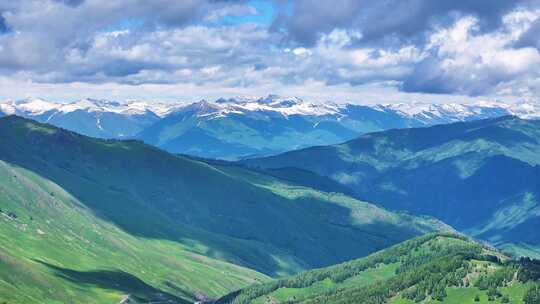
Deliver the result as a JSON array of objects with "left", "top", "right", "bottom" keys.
[
  {"left": 2, "top": 96, "right": 540, "bottom": 159},
  {"left": 0, "top": 98, "right": 165, "bottom": 139},
  {"left": 0, "top": 115, "right": 449, "bottom": 303},
  {"left": 1, "top": 114, "right": 540, "bottom": 303},
  {"left": 242, "top": 116, "right": 540, "bottom": 259}
]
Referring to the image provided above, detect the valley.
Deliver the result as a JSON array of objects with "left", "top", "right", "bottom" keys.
[
  {"left": 3, "top": 1, "right": 540, "bottom": 302},
  {"left": 0, "top": 116, "right": 449, "bottom": 303},
  {"left": 0, "top": 101, "right": 539, "bottom": 304},
  {"left": 0, "top": 114, "right": 538, "bottom": 303},
  {"left": 242, "top": 116, "right": 540, "bottom": 259}
]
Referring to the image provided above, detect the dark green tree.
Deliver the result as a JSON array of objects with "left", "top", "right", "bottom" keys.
[{"left": 524, "top": 284, "right": 540, "bottom": 304}]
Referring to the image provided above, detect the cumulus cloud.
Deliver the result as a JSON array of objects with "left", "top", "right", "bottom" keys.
[
  {"left": 205, "top": 3, "right": 259, "bottom": 22},
  {"left": 271, "top": 0, "right": 532, "bottom": 46},
  {"left": 0, "top": 0, "right": 241, "bottom": 70},
  {"left": 403, "top": 11, "right": 540, "bottom": 96},
  {"left": 516, "top": 18, "right": 540, "bottom": 50},
  {"left": 0, "top": 0, "right": 539, "bottom": 102}
]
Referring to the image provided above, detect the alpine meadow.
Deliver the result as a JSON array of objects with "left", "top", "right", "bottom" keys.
[{"left": 0, "top": 1, "right": 540, "bottom": 303}]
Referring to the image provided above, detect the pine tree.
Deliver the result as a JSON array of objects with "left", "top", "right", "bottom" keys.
[{"left": 524, "top": 284, "right": 540, "bottom": 304}]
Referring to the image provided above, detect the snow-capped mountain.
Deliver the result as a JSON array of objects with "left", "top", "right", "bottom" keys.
[
  {"left": 0, "top": 98, "right": 171, "bottom": 138},
  {"left": 136, "top": 95, "right": 540, "bottom": 159},
  {"left": 163, "top": 95, "right": 540, "bottom": 123},
  {"left": 381, "top": 100, "right": 540, "bottom": 123},
  {"left": 2, "top": 95, "right": 539, "bottom": 159},
  {"left": 165, "top": 95, "right": 340, "bottom": 120}
]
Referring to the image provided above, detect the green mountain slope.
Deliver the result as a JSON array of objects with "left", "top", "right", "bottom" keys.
[
  {"left": 242, "top": 116, "right": 540, "bottom": 257},
  {"left": 0, "top": 159, "right": 267, "bottom": 304},
  {"left": 0, "top": 116, "right": 451, "bottom": 302},
  {"left": 217, "top": 233, "right": 540, "bottom": 304}
]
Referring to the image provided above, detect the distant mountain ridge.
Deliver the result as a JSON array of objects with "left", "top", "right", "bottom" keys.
[
  {"left": 2, "top": 96, "right": 540, "bottom": 159},
  {"left": 0, "top": 98, "right": 166, "bottom": 139},
  {"left": 241, "top": 116, "right": 540, "bottom": 259}
]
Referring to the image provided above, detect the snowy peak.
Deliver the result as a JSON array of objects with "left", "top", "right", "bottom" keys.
[
  {"left": 55, "top": 98, "right": 158, "bottom": 116},
  {"left": 199, "top": 95, "right": 339, "bottom": 117},
  {"left": 2, "top": 96, "right": 539, "bottom": 159},
  {"left": 174, "top": 100, "right": 225, "bottom": 118},
  {"left": 1, "top": 96, "right": 539, "bottom": 126},
  {"left": 0, "top": 98, "right": 179, "bottom": 118},
  {"left": 57, "top": 99, "right": 107, "bottom": 114},
  {"left": 167, "top": 95, "right": 331, "bottom": 119},
  {"left": 380, "top": 101, "right": 539, "bottom": 123},
  {"left": 506, "top": 101, "right": 540, "bottom": 119},
  {"left": 190, "top": 95, "right": 540, "bottom": 120},
  {"left": 6, "top": 98, "right": 60, "bottom": 115},
  {"left": 255, "top": 95, "right": 303, "bottom": 107},
  {"left": 0, "top": 103, "right": 16, "bottom": 115},
  {"left": 0, "top": 98, "right": 168, "bottom": 139}
]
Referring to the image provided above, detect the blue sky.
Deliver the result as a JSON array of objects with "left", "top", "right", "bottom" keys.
[
  {"left": 0, "top": 0, "right": 539, "bottom": 103},
  {"left": 221, "top": 0, "right": 275, "bottom": 26}
]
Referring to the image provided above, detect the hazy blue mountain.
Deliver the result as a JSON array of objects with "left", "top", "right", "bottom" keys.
[
  {"left": 135, "top": 96, "right": 540, "bottom": 159},
  {"left": 242, "top": 116, "right": 540, "bottom": 258},
  {"left": 5, "top": 96, "right": 539, "bottom": 160},
  {"left": 0, "top": 98, "right": 163, "bottom": 138}
]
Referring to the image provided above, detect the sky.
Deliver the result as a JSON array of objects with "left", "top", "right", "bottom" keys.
[{"left": 0, "top": 0, "right": 539, "bottom": 104}]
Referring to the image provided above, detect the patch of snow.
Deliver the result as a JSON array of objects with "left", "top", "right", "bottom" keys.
[
  {"left": 58, "top": 99, "right": 101, "bottom": 113},
  {"left": 96, "top": 116, "right": 103, "bottom": 131},
  {"left": 0, "top": 102, "right": 16, "bottom": 115},
  {"left": 379, "top": 100, "right": 534, "bottom": 122},
  {"left": 12, "top": 98, "right": 60, "bottom": 115},
  {"left": 202, "top": 95, "right": 340, "bottom": 117}
]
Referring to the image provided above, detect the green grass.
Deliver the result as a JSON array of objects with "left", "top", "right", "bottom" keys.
[
  {"left": 415, "top": 284, "right": 529, "bottom": 304},
  {"left": 251, "top": 263, "right": 400, "bottom": 303},
  {"left": 392, "top": 288, "right": 497, "bottom": 304},
  {"left": 390, "top": 297, "right": 415, "bottom": 304},
  {"left": 388, "top": 275, "right": 531, "bottom": 304},
  {"left": 0, "top": 160, "right": 268, "bottom": 303},
  {"left": 500, "top": 283, "right": 532, "bottom": 303}
]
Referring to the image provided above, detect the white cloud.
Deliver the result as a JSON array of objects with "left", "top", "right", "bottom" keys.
[
  {"left": 292, "top": 47, "right": 311, "bottom": 56},
  {"left": 404, "top": 11, "right": 540, "bottom": 96},
  {"left": 204, "top": 4, "right": 259, "bottom": 22},
  {"left": 0, "top": 1, "right": 539, "bottom": 103}
]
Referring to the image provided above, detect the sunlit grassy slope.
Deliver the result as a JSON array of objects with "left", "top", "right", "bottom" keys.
[
  {"left": 242, "top": 116, "right": 540, "bottom": 257},
  {"left": 217, "top": 233, "right": 540, "bottom": 304},
  {"left": 0, "top": 116, "right": 451, "bottom": 303},
  {"left": 0, "top": 160, "right": 267, "bottom": 304}
]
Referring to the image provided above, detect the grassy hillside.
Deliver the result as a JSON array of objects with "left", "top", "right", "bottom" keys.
[
  {"left": 0, "top": 116, "right": 451, "bottom": 302},
  {"left": 0, "top": 159, "right": 267, "bottom": 304},
  {"left": 242, "top": 116, "right": 540, "bottom": 257},
  {"left": 217, "top": 233, "right": 540, "bottom": 304}
]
